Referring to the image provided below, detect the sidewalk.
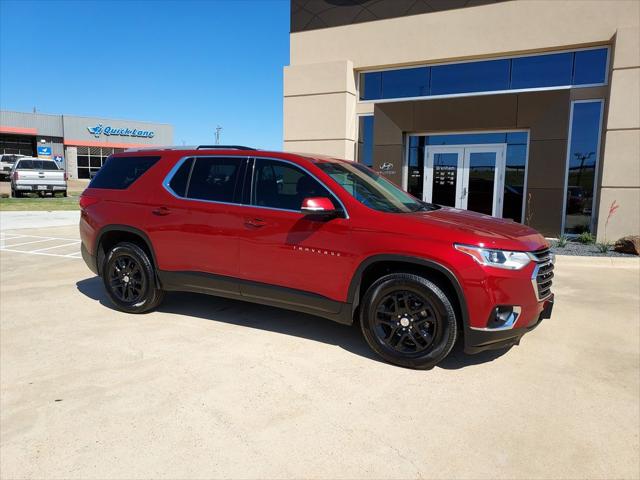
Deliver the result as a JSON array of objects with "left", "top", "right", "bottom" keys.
[{"left": 0, "top": 211, "right": 80, "bottom": 231}]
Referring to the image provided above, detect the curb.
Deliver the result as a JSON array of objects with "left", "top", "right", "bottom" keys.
[{"left": 554, "top": 255, "right": 640, "bottom": 269}]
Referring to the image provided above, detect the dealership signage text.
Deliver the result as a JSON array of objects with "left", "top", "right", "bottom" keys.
[{"left": 87, "top": 124, "right": 154, "bottom": 139}]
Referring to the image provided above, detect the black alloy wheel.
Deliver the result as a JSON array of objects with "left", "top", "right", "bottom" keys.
[
  {"left": 108, "top": 255, "right": 146, "bottom": 304},
  {"left": 360, "top": 273, "right": 458, "bottom": 369},
  {"left": 373, "top": 290, "right": 441, "bottom": 355},
  {"left": 102, "top": 242, "right": 165, "bottom": 313}
]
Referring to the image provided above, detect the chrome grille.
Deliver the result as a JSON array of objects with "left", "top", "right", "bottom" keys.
[{"left": 531, "top": 248, "right": 554, "bottom": 300}]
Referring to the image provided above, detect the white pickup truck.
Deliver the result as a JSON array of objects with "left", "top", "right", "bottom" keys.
[{"left": 10, "top": 157, "right": 67, "bottom": 197}]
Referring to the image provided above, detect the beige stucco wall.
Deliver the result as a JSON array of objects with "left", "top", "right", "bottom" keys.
[
  {"left": 283, "top": 0, "right": 640, "bottom": 239},
  {"left": 596, "top": 24, "right": 640, "bottom": 242}
]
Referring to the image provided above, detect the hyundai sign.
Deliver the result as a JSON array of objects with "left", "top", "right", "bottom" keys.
[{"left": 87, "top": 124, "right": 154, "bottom": 139}]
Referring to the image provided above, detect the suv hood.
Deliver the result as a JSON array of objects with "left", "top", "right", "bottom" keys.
[{"left": 404, "top": 207, "right": 548, "bottom": 251}]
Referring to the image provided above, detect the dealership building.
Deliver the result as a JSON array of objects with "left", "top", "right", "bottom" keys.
[
  {"left": 284, "top": 0, "right": 639, "bottom": 241},
  {"left": 0, "top": 110, "right": 173, "bottom": 179}
]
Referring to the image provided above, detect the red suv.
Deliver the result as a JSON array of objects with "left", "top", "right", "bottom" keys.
[{"left": 80, "top": 146, "right": 554, "bottom": 369}]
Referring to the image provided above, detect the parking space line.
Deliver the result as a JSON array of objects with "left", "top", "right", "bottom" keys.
[
  {"left": 1, "top": 238, "right": 61, "bottom": 248},
  {"left": 31, "top": 241, "right": 81, "bottom": 253},
  {"left": 0, "top": 248, "right": 81, "bottom": 259},
  {"left": 2, "top": 235, "right": 79, "bottom": 242}
]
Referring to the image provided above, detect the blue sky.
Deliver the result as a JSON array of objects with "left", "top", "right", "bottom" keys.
[{"left": 0, "top": 0, "right": 290, "bottom": 150}]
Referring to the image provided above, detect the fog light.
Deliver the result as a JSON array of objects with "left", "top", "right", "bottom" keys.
[{"left": 487, "top": 306, "right": 521, "bottom": 330}]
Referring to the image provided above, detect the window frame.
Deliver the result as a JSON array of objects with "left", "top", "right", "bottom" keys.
[
  {"left": 358, "top": 45, "right": 610, "bottom": 103},
  {"left": 162, "top": 155, "right": 348, "bottom": 217},
  {"left": 245, "top": 157, "right": 349, "bottom": 217},
  {"left": 162, "top": 155, "right": 249, "bottom": 205}
]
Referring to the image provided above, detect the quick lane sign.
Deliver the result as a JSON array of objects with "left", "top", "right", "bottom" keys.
[{"left": 87, "top": 124, "right": 154, "bottom": 139}]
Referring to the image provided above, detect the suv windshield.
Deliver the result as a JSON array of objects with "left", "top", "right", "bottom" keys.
[{"left": 317, "top": 161, "right": 438, "bottom": 213}]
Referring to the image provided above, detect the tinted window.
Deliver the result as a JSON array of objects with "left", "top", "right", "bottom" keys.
[
  {"left": 573, "top": 48, "right": 608, "bottom": 85},
  {"left": 16, "top": 159, "right": 59, "bottom": 170},
  {"left": 89, "top": 156, "right": 160, "bottom": 189},
  {"left": 357, "top": 115, "right": 374, "bottom": 167},
  {"left": 360, "top": 71, "right": 382, "bottom": 100},
  {"left": 168, "top": 158, "right": 193, "bottom": 197},
  {"left": 187, "top": 157, "right": 240, "bottom": 203},
  {"left": 381, "top": 66, "right": 429, "bottom": 99},
  {"left": 251, "top": 159, "right": 332, "bottom": 211},
  {"left": 564, "top": 101, "right": 603, "bottom": 234},
  {"left": 511, "top": 52, "right": 573, "bottom": 89},
  {"left": 430, "top": 59, "right": 510, "bottom": 95}
]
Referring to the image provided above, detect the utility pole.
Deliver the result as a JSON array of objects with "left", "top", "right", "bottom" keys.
[{"left": 215, "top": 125, "right": 222, "bottom": 145}]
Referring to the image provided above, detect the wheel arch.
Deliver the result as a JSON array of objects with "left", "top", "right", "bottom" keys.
[
  {"left": 348, "top": 255, "right": 469, "bottom": 331},
  {"left": 95, "top": 225, "right": 160, "bottom": 286}
]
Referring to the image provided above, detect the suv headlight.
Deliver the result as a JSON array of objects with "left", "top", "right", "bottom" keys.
[{"left": 454, "top": 244, "right": 531, "bottom": 270}]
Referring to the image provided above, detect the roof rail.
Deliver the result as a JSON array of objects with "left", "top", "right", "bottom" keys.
[{"left": 196, "top": 145, "right": 256, "bottom": 150}]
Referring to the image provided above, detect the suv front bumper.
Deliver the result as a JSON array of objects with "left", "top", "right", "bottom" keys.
[{"left": 464, "top": 294, "right": 554, "bottom": 354}]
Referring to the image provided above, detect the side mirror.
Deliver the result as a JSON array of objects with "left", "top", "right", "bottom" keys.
[{"left": 300, "top": 197, "right": 341, "bottom": 218}]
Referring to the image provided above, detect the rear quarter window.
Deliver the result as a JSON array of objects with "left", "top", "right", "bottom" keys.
[{"left": 89, "top": 156, "right": 161, "bottom": 190}]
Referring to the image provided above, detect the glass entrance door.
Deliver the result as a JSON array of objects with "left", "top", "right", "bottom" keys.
[{"left": 424, "top": 144, "right": 506, "bottom": 217}]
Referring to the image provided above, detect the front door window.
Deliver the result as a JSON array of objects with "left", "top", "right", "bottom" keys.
[{"left": 424, "top": 144, "right": 506, "bottom": 217}]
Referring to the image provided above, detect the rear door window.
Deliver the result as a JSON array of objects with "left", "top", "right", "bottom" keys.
[
  {"left": 186, "top": 157, "right": 241, "bottom": 203},
  {"left": 89, "top": 156, "right": 160, "bottom": 189}
]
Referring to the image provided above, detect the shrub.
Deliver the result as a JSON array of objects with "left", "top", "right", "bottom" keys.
[
  {"left": 578, "top": 231, "right": 596, "bottom": 244},
  {"left": 595, "top": 242, "right": 611, "bottom": 253},
  {"left": 556, "top": 235, "right": 569, "bottom": 248}
]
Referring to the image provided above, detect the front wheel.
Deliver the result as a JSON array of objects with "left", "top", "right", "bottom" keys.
[
  {"left": 360, "top": 273, "right": 458, "bottom": 369},
  {"left": 102, "top": 242, "right": 164, "bottom": 313}
]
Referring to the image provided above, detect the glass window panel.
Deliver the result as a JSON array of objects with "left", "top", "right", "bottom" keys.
[
  {"left": 77, "top": 167, "right": 90, "bottom": 179},
  {"left": 77, "top": 156, "right": 89, "bottom": 167},
  {"left": 357, "top": 115, "right": 374, "bottom": 167},
  {"left": 466, "top": 152, "right": 497, "bottom": 216},
  {"left": 430, "top": 59, "right": 510, "bottom": 95},
  {"left": 564, "top": 101, "right": 603, "bottom": 234},
  {"left": 427, "top": 133, "right": 506, "bottom": 145},
  {"left": 506, "top": 132, "right": 528, "bottom": 145},
  {"left": 252, "top": 158, "right": 332, "bottom": 211},
  {"left": 187, "top": 157, "right": 241, "bottom": 203},
  {"left": 169, "top": 158, "right": 193, "bottom": 197},
  {"left": 511, "top": 52, "right": 573, "bottom": 89},
  {"left": 573, "top": 48, "right": 608, "bottom": 85},
  {"left": 90, "top": 156, "right": 161, "bottom": 190},
  {"left": 90, "top": 157, "right": 102, "bottom": 168},
  {"left": 360, "top": 72, "right": 382, "bottom": 100},
  {"left": 431, "top": 153, "right": 459, "bottom": 207},
  {"left": 381, "top": 66, "right": 429, "bottom": 99},
  {"left": 504, "top": 144, "right": 527, "bottom": 222}
]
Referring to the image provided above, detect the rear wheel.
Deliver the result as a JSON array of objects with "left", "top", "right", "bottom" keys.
[
  {"left": 360, "top": 273, "right": 458, "bottom": 369},
  {"left": 102, "top": 242, "right": 164, "bottom": 313}
]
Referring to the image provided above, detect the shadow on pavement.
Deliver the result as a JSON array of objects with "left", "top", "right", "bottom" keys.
[{"left": 76, "top": 276, "right": 511, "bottom": 370}]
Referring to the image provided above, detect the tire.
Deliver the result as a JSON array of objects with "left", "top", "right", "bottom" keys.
[
  {"left": 102, "top": 242, "right": 164, "bottom": 313},
  {"left": 12, "top": 189, "right": 21, "bottom": 198},
  {"left": 63, "top": 190, "right": 68, "bottom": 197},
  {"left": 360, "top": 273, "right": 458, "bottom": 369}
]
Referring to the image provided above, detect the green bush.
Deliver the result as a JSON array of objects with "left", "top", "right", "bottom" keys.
[
  {"left": 577, "top": 231, "right": 596, "bottom": 244},
  {"left": 595, "top": 242, "right": 611, "bottom": 253},
  {"left": 556, "top": 235, "right": 569, "bottom": 248}
]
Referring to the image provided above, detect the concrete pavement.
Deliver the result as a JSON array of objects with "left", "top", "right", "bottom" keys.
[{"left": 0, "top": 224, "right": 638, "bottom": 479}]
